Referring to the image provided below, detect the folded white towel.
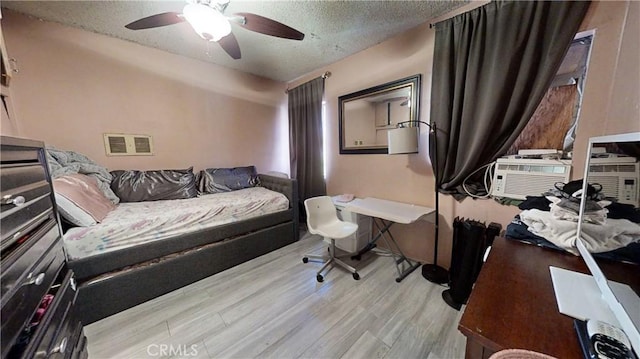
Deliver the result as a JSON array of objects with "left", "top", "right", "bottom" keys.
[{"left": 519, "top": 209, "right": 640, "bottom": 255}]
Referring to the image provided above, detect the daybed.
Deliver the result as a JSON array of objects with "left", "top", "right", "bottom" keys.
[{"left": 46, "top": 152, "right": 299, "bottom": 325}]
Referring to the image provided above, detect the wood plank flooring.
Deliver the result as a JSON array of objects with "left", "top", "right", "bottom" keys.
[{"left": 85, "top": 232, "right": 467, "bottom": 358}]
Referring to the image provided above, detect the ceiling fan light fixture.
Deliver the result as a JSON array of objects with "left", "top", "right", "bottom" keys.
[{"left": 183, "top": 3, "right": 231, "bottom": 42}]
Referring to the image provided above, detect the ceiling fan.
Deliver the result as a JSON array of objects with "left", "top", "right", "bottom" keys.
[{"left": 124, "top": 0, "right": 305, "bottom": 60}]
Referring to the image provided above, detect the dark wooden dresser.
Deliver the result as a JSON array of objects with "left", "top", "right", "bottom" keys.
[
  {"left": 1, "top": 136, "right": 87, "bottom": 359},
  {"left": 458, "top": 237, "right": 640, "bottom": 359}
]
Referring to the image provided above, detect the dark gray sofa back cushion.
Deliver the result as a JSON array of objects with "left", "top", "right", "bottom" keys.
[
  {"left": 110, "top": 168, "right": 198, "bottom": 202},
  {"left": 199, "top": 166, "right": 260, "bottom": 194}
]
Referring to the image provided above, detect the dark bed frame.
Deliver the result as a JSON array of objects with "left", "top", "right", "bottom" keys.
[{"left": 68, "top": 174, "right": 299, "bottom": 325}]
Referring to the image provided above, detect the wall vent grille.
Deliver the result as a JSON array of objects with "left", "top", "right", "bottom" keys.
[{"left": 103, "top": 134, "right": 153, "bottom": 156}]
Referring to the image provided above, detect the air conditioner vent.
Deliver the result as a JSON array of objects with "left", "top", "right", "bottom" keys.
[
  {"left": 589, "top": 176, "right": 619, "bottom": 198},
  {"left": 497, "top": 163, "right": 567, "bottom": 174},
  {"left": 587, "top": 160, "right": 639, "bottom": 206},
  {"left": 104, "top": 133, "right": 153, "bottom": 156},
  {"left": 590, "top": 164, "right": 637, "bottom": 173},
  {"left": 491, "top": 158, "right": 572, "bottom": 200}
]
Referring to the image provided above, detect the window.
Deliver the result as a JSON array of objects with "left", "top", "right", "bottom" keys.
[{"left": 507, "top": 32, "right": 594, "bottom": 155}]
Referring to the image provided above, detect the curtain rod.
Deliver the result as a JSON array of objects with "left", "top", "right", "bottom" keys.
[
  {"left": 285, "top": 71, "right": 331, "bottom": 94},
  {"left": 430, "top": 1, "right": 492, "bottom": 29},
  {"left": 429, "top": 19, "right": 445, "bottom": 29}
]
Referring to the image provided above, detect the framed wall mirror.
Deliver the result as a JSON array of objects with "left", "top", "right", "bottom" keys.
[{"left": 339, "top": 74, "right": 421, "bottom": 154}]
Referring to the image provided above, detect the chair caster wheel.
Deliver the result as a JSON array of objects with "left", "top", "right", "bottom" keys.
[
  {"left": 353, "top": 273, "right": 360, "bottom": 280},
  {"left": 302, "top": 257, "right": 309, "bottom": 263},
  {"left": 316, "top": 274, "right": 324, "bottom": 282}
]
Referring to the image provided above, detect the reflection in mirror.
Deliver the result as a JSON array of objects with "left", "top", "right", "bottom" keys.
[
  {"left": 578, "top": 133, "right": 640, "bottom": 262},
  {"left": 575, "top": 133, "right": 640, "bottom": 353},
  {"left": 339, "top": 75, "right": 421, "bottom": 154},
  {"left": 586, "top": 139, "right": 640, "bottom": 208}
]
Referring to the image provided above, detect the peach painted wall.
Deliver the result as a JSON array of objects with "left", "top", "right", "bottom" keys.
[
  {"left": 1, "top": 10, "right": 290, "bottom": 174},
  {"left": 289, "top": 1, "right": 639, "bottom": 266}
]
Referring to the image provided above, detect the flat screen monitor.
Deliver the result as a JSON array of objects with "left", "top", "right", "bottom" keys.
[{"left": 577, "top": 132, "right": 640, "bottom": 354}]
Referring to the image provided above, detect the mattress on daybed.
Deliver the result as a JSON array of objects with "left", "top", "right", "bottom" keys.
[{"left": 63, "top": 186, "right": 289, "bottom": 263}]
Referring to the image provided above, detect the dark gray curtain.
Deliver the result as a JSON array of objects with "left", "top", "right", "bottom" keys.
[
  {"left": 288, "top": 77, "right": 326, "bottom": 206},
  {"left": 430, "top": 1, "right": 590, "bottom": 196}
]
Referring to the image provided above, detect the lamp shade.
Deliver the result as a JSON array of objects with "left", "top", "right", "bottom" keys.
[
  {"left": 388, "top": 126, "right": 419, "bottom": 154},
  {"left": 183, "top": 4, "right": 231, "bottom": 42}
]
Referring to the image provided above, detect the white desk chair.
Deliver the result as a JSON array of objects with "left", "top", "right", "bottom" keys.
[{"left": 303, "top": 196, "right": 360, "bottom": 282}]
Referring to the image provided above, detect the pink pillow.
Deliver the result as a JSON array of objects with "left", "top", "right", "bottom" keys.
[{"left": 53, "top": 174, "right": 116, "bottom": 224}]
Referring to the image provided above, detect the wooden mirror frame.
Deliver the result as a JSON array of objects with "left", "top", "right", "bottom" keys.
[{"left": 338, "top": 74, "right": 421, "bottom": 154}]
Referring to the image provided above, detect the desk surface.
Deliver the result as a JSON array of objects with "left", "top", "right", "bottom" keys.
[
  {"left": 459, "top": 237, "right": 640, "bottom": 359},
  {"left": 345, "top": 197, "right": 435, "bottom": 224}
]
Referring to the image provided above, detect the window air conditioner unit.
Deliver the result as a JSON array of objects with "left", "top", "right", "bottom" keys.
[
  {"left": 588, "top": 157, "right": 639, "bottom": 206},
  {"left": 491, "top": 158, "right": 572, "bottom": 200}
]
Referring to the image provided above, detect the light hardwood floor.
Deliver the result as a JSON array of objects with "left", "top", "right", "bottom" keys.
[{"left": 85, "top": 232, "right": 467, "bottom": 358}]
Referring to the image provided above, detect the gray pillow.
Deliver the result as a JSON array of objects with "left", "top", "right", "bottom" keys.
[
  {"left": 110, "top": 168, "right": 198, "bottom": 202},
  {"left": 199, "top": 166, "right": 260, "bottom": 194}
]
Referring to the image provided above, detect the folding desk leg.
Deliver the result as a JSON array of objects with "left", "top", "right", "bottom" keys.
[{"left": 375, "top": 219, "right": 421, "bottom": 283}]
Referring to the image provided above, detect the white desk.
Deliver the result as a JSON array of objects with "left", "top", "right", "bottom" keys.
[
  {"left": 344, "top": 197, "right": 435, "bottom": 282},
  {"left": 345, "top": 198, "right": 434, "bottom": 224}
]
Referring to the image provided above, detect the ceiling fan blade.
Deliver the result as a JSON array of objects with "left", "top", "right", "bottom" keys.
[
  {"left": 125, "top": 12, "right": 184, "bottom": 30},
  {"left": 218, "top": 32, "right": 241, "bottom": 59},
  {"left": 234, "top": 12, "right": 304, "bottom": 40}
]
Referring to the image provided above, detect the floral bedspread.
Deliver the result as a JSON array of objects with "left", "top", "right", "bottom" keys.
[{"left": 63, "top": 187, "right": 289, "bottom": 260}]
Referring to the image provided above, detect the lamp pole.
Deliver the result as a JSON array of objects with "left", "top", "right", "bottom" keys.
[
  {"left": 389, "top": 120, "right": 449, "bottom": 284},
  {"left": 421, "top": 121, "right": 449, "bottom": 284}
]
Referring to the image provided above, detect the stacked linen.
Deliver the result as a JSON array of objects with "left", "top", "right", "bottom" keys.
[
  {"left": 506, "top": 180, "right": 640, "bottom": 264},
  {"left": 546, "top": 196, "right": 610, "bottom": 224},
  {"left": 519, "top": 209, "right": 640, "bottom": 255},
  {"left": 520, "top": 181, "right": 640, "bottom": 255},
  {"left": 509, "top": 181, "right": 640, "bottom": 260}
]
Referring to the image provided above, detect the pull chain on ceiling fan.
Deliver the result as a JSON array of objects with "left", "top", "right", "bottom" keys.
[{"left": 124, "top": 0, "right": 305, "bottom": 60}]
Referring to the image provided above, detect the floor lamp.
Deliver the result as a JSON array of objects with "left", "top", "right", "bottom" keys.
[{"left": 388, "top": 121, "right": 449, "bottom": 284}]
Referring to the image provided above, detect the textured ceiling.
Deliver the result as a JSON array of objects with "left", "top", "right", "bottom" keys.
[{"left": 1, "top": 1, "right": 468, "bottom": 82}]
